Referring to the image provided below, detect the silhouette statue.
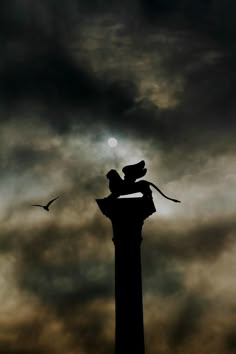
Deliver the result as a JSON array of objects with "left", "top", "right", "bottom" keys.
[
  {"left": 97, "top": 161, "right": 180, "bottom": 354},
  {"left": 32, "top": 196, "right": 60, "bottom": 211},
  {"left": 122, "top": 160, "right": 147, "bottom": 182},
  {"left": 106, "top": 160, "right": 180, "bottom": 202}
]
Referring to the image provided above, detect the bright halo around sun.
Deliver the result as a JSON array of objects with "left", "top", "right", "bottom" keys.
[{"left": 108, "top": 137, "right": 118, "bottom": 148}]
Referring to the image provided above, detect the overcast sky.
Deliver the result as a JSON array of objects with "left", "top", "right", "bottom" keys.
[{"left": 0, "top": 1, "right": 236, "bottom": 353}]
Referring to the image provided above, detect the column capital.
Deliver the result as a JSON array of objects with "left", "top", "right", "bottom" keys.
[{"left": 96, "top": 197, "right": 156, "bottom": 223}]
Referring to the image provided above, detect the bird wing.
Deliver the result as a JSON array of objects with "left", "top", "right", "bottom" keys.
[
  {"left": 32, "top": 204, "right": 43, "bottom": 207},
  {"left": 46, "top": 196, "right": 60, "bottom": 207}
]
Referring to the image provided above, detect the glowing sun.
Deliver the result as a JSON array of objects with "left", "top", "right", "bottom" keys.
[{"left": 108, "top": 137, "right": 118, "bottom": 148}]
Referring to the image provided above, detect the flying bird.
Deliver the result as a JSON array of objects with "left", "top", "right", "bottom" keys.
[{"left": 32, "top": 196, "right": 60, "bottom": 211}]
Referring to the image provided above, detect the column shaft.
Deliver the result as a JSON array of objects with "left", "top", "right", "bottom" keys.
[
  {"left": 96, "top": 197, "right": 156, "bottom": 354},
  {"left": 114, "top": 235, "right": 145, "bottom": 354}
]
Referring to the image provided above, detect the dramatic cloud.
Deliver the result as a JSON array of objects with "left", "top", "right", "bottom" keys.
[{"left": 0, "top": 1, "right": 235, "bottom": 353}]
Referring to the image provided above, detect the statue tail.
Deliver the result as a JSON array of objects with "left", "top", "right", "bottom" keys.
[{"left": 148, "top": 182, "right": 181, "bottom": 203}]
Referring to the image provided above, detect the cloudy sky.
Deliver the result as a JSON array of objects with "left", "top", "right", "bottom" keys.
[{"left": 0, "top": 1, "right": 236, "bottom": 353}]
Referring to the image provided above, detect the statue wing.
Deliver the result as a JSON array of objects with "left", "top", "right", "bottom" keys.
[{"left": 122, "top": 160, "right": 147, "bottom": 181}]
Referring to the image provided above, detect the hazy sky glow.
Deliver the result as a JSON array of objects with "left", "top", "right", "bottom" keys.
[{"left": 0, "top": 1, "right": 236, "bottom": 353}]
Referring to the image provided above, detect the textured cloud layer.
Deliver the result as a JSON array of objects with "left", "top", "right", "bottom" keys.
[{"left": 0, "top": 1, "right": 236, "bottom": 353}]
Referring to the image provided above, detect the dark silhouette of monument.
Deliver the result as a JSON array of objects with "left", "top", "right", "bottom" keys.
[{"left": 96, "top": 161, "right": 180, "bottom": 354}]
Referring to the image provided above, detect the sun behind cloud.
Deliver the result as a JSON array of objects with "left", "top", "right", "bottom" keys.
[{"left": 108, "top": 137, "right": 118, "bottom": 148}]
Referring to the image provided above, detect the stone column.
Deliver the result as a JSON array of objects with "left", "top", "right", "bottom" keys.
[{"left": 96, "top": 197, "right": 156, "bottom": 354}]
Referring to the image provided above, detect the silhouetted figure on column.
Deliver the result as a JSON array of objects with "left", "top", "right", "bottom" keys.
[
  {"left": 106, "top": 160, "right": 180, "bottom": 202},
  {"left": 96, "top": 161, "right": 180, "bottom": 354}
]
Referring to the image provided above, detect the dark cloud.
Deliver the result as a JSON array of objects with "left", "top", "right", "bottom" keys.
[
  {"left": 0, "top": 313, "right": 49, "bottom": 354},
  {"left": 0, "top": 0, "right": 235, "bottom": 163},
  {"left": 168, "top": 292, "right": 208, "bottom": 348},
  {"left": 141, "top": 0, "right": 236, "bottom": 41},
  {"left": 141, "top": 0, "right": 179, "bottom": 19},
  {"left": 0, "top": 216, "right": 114, "bottom": 353},
  {"left": 226, "top": 330, "right": 236, "bottom": 353},
  {"left": 0, "top": 1, "right": 236, "bottom": 354},
  {"left": 146, "top": 216, "right": 236, "bottom": 262},
  {"left": 4, "top": 144, "right": 60, "bottom": 173},
  {"left": 142, "top": 245, "right": 184, "bottom": 296},
  {"left": 2, "top": 217, "right": 113, "bottom": 307},
  {"left": 0, "top": 345, "right": 44, "bottom": 354}
]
